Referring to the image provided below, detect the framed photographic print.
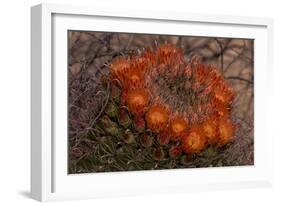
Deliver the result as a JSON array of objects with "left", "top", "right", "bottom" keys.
[{"left": 31, "top": 3, "right": 274, "bottom": 201}]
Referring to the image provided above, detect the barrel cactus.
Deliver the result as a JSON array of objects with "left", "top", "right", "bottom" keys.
[{"left": 69, "top": 43, "right": 250, "bottom": 174}]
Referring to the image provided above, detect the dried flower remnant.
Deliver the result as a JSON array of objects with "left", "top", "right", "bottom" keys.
[
  {"left": 157, "top": 129, "right": 171, "bottom": 146},
  {"left": 153, "top": 147, "right": 165, "bottom": 161},
  {"left": 123, "top": 130, "right": 135, "bottom": 144},
  {"left": 133, "top": 117, "right": 146, "bottom": 132},
  {"left": 140, "top": 134, "right": 153, "bottom": 148}
]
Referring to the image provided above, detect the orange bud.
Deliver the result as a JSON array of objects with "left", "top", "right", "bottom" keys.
[
  {"left": 202, "top": 117, "right": 218, "bottom": 144},
  {"left": 169, "top": 117, "right": 188, "bottom": 140},
  {"left": 145, "top": 104, "right": 169, "bottom": 133},
  {"left": 127, "top": 89, "right": 149, "bottom": 116},
  {"left": 217, "top": 118, "right": 235, "bottom": 146},
  {"left": 181, "top": 126, "right": 207, "bottom": 154}
]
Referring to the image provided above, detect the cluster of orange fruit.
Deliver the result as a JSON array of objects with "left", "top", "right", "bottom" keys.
[{"left": 110, "top": 44, "right": 236, "bottom": 155}]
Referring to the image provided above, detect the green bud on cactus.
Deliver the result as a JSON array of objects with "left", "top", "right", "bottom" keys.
[
  {"left": 100, "top": 115, "right": 120, "bottom": 136},
  {"left": 140, "top": 134, "right": 153, "bottom": 148},
  {"left": 105, "top": 125, "right": 120, "bottom": 136},
  {"left": 122, "top": 130, "right": 135, "bottom": 144},
  {"left": 105, "top": 102, "right": 118, "bottom": 118},
  {"left": 100, "top": 115, "right": 114, "bottom": 127},
  {"left": 133, "top": 117, "right": 146, "bottom": 133},
  {"left": 118, "top": 108, "right": 131, "bottom": 129},
  {"left": 100, "top": 115, "right": 111, "bottom": 126},
  {"left": 153, "top": 147, "right": 165, "bottom": 161}
]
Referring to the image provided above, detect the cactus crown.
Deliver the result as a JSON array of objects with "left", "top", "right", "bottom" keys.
[{"left": 110, "top": 44, "right": 235, "bottom": 135}]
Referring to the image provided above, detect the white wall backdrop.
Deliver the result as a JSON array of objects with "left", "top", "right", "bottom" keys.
[{"left": 0, "top": 0, "right": 280, "bottom": 205}]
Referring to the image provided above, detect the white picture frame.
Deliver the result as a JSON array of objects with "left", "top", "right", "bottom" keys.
[{"left": 31, "top": 3, "right": 274, "bottom": 202}]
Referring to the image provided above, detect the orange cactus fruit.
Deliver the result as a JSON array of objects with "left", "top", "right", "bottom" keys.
[
  {"left": 217, "top": 118, "right": 235, "bottom": 146},
  {"left": 142, "top": 48, "right": 157, "bottom": 67},
  {"left": 127, "top": 89, "right": 149, "bottom": 116},
  {"left": 213, "top": 83, "right": 235, "bottom": 104},
  {"left": 169, "top": 117, "right": 188, "bottom": 140},
  {"left": 181, "top": 126, "right": 207, "bottom": 154},
  {"left": 110, "top": 57, "right": 130, "bottom": 82},
  {"left": 131, "top": 56, "right": 149, "bottom": 72},
  {"left": 145, "top": 104, "right": 169, "bottom": 133},
  {"left": 194, "top": 64, "right": 208, "bottom": 84},
  {"left": 124, "top": 67, "right": 145, "bottom": 88},
  {"left": 110, "top": 56, "right": 145, "bottom": 89},
  {"left": 156, "top": 44, "right": 183, "bottom": 65},
  {"left": 216, "top": 103, "right": 230, "bottom": 118},
  {"left": 202, "top": 117, "right": 218, "bottom": 144},
  {"left": 210, "top": 98, "right": 230, "bottom": 118}
]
